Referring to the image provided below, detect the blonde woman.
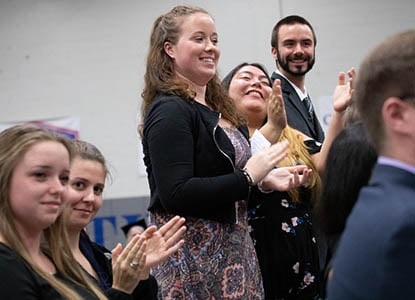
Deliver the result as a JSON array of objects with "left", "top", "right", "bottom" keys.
[
  {"left": 65, "top": 140, "right": 186, "bottom": 300},
  {"left": 0, "top": 125, "right": 107, "bottom": 299}
]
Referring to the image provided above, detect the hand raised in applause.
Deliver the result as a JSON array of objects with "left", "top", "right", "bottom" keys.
[
  {"left": 333, "top": 68, "right": 355, "bottom": 113},
  {"left": 260, "top": 79, "right": 287, "bottom": 144},
  {"left": 267, "top": 79, "right": 287, "bottom": 131},
  {"left": 111, "top": 234, "right": 147, "bottom": 294},
  {"left": 141, "top": 216, "right": 186, "bottom": 276}
]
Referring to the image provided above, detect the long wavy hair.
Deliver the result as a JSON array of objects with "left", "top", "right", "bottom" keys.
[
  {"left": 140, "top": 5, "right": 244, "bottom": 134},
  {"left": 277, "top": 127, "right": 321, "bottom": 204},
  {"left": 0, "top": 125, "right": 107, "bottom": 300}
]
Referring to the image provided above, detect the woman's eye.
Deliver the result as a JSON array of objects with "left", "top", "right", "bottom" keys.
[
  {"left": 60, "top": 175, "right": 69, "bottom": 185},
  {"left": 71, "top": 181, "right": 85, "bottom": 190},
  {"left": 33, "top": 172, "right": 47, "bottom": 180},
  {"left": 94, "top": 186, "right": 104, "bottom": 195}
]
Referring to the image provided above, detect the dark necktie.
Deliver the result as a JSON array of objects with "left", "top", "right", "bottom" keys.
[{"left": 302, "top": 96, "right": 314, "bottom": 120}]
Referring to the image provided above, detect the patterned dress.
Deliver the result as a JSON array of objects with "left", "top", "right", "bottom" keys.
[
  {"left": 150, "top": 127, "right": 264, "bottom": 300},
  {"left": 248, "top": 141, "right": 321, "bottom": 300}
]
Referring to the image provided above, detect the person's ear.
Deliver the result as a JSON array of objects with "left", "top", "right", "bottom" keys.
[
  {"left": 164, "top": 41, "right": 175, "bottom": 59},
  {"left": 271, "top": 47, "right": 278, "bottom": 60},
  {"left": 382, "top": 97, "right": 412, "bottom": 135}
]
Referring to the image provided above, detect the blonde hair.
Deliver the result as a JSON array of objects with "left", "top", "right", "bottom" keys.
[
  {"left": 277, "top": 126, "right": 321, "bottom": 204},
  {"left": 140, "top": 5, "right": 244, "bottom": 134},
  {"left": 0, "top": 125, "right": 107, "bottom": 300}
]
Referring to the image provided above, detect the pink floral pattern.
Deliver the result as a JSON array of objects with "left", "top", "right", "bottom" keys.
[{"left": 151, "top": 128, "right": 263, "bottom": 300}]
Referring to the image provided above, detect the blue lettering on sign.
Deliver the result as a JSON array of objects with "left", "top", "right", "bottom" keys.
[
  {"left": 122, "top": 214, "right": 142, "bottom": 225},
  {"left": 91, "top": 214, "right": 147, "bottom": 246},
  {"left": 92, "top": 216, "right": 117, "bottom": 246}
]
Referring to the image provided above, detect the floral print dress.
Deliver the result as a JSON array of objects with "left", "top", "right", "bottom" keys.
[
  {"left": 248, "top": 141, "right": 321, "bottom": 300},
  {"left": 150, "top": 127, "right": 264, "bottom": 300}
]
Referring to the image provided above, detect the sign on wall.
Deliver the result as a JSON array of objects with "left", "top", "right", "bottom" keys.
[
  {"left": 1, "top": 117, "right": 150, "bottom": 249},
  {"left": 87, "top": 196, "right": 150, "bottom": 249},
  {"left": 0, "top": 116, "right": 80, "bottom": 139}
]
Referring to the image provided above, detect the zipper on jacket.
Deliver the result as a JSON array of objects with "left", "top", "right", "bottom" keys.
[{"left": 212, "top": 112, "right": 244, "bottom": 224}]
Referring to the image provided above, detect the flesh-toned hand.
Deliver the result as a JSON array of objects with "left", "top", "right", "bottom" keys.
[
  {"left": 333, "top": 68, "right": 355, "bottom": 112},
  {"left": 244, "top": 140, "right": 289, "bottom": 185},
  {"left": 111, "top": 234, "right": 147, "bottom": 293},
  {"left": 142, "top": 216, "right": 186, "bottom": 269},
  {"left": 266, "top": 79, "right": 287, "bottom": 131},
  {"left": 260, "top": 165, "right": 312, "bottom": 192}
]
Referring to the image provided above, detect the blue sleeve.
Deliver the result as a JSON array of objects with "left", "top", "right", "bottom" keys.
[{"left": 381, "top": 216, "right": 415, "bottom": 298}]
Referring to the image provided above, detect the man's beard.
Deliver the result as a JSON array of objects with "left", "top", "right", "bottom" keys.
[{"left": 276, "top": 49, "right": 315, "bottom": 77}]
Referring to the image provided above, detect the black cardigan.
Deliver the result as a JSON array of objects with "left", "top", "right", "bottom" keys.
[{"left": 142, "top": 92, "right": 251, "bottom": 223}]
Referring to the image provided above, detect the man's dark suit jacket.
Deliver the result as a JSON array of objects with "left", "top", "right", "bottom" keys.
[
  {"left": 327, "top": 163, "right": 415, "bottom": 299},
  {"left": 271, "top": 72, "right": 325, "bottom": 143}
]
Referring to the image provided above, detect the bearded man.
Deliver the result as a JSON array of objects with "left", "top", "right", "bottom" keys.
[{"left": 271, "top": 15, "right": 325, "bottom": 143}]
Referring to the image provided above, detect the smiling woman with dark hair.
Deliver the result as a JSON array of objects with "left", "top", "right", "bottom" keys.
[
  {"left": 223, "top": 62, "right": 354, "bottom": 299},
  {"left": 223, "top": 63, "right": 321, "bottom": 299}
]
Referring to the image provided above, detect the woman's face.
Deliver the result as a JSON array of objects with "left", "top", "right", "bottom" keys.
[
  {"left": 228, "top": 65, "right": 272, "bottom": 122},
  {"left": 66, "top": 158, "right": 106, "bottom": 231},
  {"left": 165, "top": 12, "right": 220, "bottom": 86},
  {"left": 9, "top": 141, "right": 70, "bottom": 233}
]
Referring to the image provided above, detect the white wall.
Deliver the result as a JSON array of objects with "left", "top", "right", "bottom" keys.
[
  {"left": 1, "top": 0, "right": 414, "bottom": 200},
  {"left": 279, "top": 0, "right": 415, "bottom": 127}
]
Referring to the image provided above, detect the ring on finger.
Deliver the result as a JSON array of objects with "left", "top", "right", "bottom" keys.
[{"left": 129, "top": 261, "right": 140, "bottom": 270}]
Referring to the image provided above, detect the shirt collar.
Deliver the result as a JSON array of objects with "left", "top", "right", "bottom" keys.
[
  {"left": 378, "top": 156, "right": 415, "bottom": 175},
  {"left": 275, "top": 69, "right": 308, "bottom": 100}
]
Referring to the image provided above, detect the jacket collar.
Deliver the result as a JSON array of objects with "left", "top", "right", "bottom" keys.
[{"left": 271, "top": 72, "right": 318, "bottom": 138}]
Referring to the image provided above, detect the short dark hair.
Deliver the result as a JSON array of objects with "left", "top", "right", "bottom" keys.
[
  {"left": 271, "top": 15, "right": 316, "bottom": 48},
  {"left": 355, "top": 30, "right": 415, "bottom": 151}
]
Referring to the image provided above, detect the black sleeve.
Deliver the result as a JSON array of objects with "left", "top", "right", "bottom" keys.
[
  {"left": 0, "top": 248, "right": 42, "bottom": 299},
  {"left": 144, "top": 97, "right": 249, "bottom": 214},
  {"left": 304, "top": 139, "right": 321, "bottom": 154},
  {"left": 131, "top": 275, "right": 158, "bottom": 300},
  {"left": 105, "top": 288, "right": 133, "bottom": 300}
]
